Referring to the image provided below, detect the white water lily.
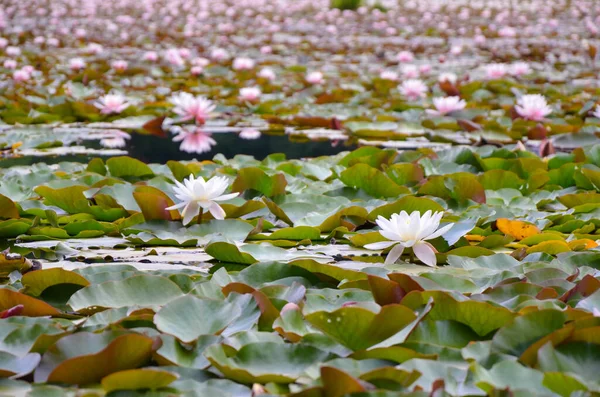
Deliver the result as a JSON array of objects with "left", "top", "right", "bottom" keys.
[
  {"left": 166, "top": 175, "right": 239, "bottom": 225},
  {"left": 364, "top": 210, "right": 452, "bottom": 267}
]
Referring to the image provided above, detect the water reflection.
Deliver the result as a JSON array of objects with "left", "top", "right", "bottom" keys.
[
  {"left": 127, "top": 132, "right": 356, "bottom": 163},
  {"left": 0, "top": 132, "right": 357, "bottom": 168}
]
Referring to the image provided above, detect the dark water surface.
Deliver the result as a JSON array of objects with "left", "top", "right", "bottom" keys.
[
  {"left": 127, "top": 133, "right": 356, "bottom": 163},
  {"left": 0, "top": 133, "right": 357, "bottom": 168}
]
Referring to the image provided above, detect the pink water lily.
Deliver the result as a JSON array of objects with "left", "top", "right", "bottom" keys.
[
  {"left": 306, "top": 71, "right": 324, "bottom": 85},
  {"left": 169, "top": 92, "right": 216, "bottom": 124},
  {"left": 515, "top": 94, "right": 552, "bottom": 121},
  {"left": 364, "top": 211, "right": 453, "bottom": 267},
  {"left": 239, "top": 128, "right": 261, "bottom": 140},
  {"left": 428, "top": 96, "right": 467, "bottom": 115},
  {"left": 171, "top": 126, "right": 217, "bottom": 154},
  {"left": 232, "top": 57, "right": 255, "bottom": 70},
  {"left": 68, "top": 58, "right": 86, "bottom": 71},
  {"left": 399, "top": 79, "right": 428, "bottom": 100},
  {"left": 94, "top": 94, "right": 131, "bottom": 114},
  {"left": 239, "top": 87, "right": 262, "bottom": 101}
]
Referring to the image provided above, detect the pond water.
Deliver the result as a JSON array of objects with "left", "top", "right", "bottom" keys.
[{"left": 126, "top": 132, "right": 357, "bottom": 163}]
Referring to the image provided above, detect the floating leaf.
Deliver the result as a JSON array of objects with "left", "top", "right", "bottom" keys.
[
  {"left": 154, "top": 295, "right": 242, "bottom": 343},
  {"left": 101, "top": 368, "right": 177, "bottom": 393},
  {"left": 205, "top": 342, "right": 331, "bottom": 384},
  {"left": 34, "top": 332, "right": 155, "bottom": 385},
  {"left": 340, "top": 164, "right": 409, "bottom": 198},
  {"left": 496, "top": 218, "right": 540, "bottom": 240}
]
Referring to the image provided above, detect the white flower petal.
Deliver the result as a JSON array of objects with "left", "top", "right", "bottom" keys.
[
  {"left": 208, "top": 203, "right": 226, "bottom": 220},
  {"left": 424, "top": 222, "right": 454, "bottom": 240},
  {"left": 213, "top": 192, "right": 239, "bottom": 201},
  {"left": 364, "top": 240, "right": 397, "bottom": 250},
  {"left": 165, "top": 201, "right": 187, "bottom": 210},
  {"left": 384, "top": 244, "right": 405, "bottom": 265},
  {"left": 181, "top": 201, "right": 200, "bottom": 226},
  {"left": 413, "top": 242, "right": 437, "bottom": 267}
]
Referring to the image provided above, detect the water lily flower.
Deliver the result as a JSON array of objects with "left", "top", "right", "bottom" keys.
[
  {"left": 419, "top": 64, "right": 432, "bottom": 74},
  {"left": 498, "top": 26, "right": 517, "bottom": 37},
  {"left": 306, "top": 71, "right": 324, "bottom": 85},
  {"left": 239, "top": 87, "right": 262, "bottom": 102},
  {"left": 69, "top": 58, "right": 86, "bottom": 71},
  {"left": 515, "top": 94, "right": 552, "bottom": 121},
  {"left": 485, "top": 63, "right": 507, "bottom": 79},
  {"left": 239, "top": 128, "right": 261, "bottom": 140},
  {"left": 165, "top": 48, "right": 185, "bottom": 67},
  {"left": 191, "top": 66, "right": 203, "bottom": 76},
  {"left": 12, "top": 69, "right": 30, "bottom": 82},
  {"left": 171, "top": 126, "right": 217, "bottom": 154},
  {"left": 258, "top": 67, "right": 276, "bottom": 81},
  {"left": 401, "top": 64, "right": 419, "bottom": 79},
  {"left": 438, "top": 72, "right": 458, "bottom": 85},
  {"left": 5, "top": 46, "right": 20, "bottom": 56},
  {"left": 94, "top": 94, "right": 131, "bottom": 114},
  {"left": 210, "top": 48, "right": 229, "bottom": 61},
  {"left": 168, "top": 92, "right": 216, "bottom": 124},
  {"left": 100, "top": 130, "right": 130, "bottom": 148},
  {"left": 399, "top": 79, "right": 428, "bottom": 100},
  {"left": 450, "top": 45, "right": 463, "bottom": 55},
  {"left": 379, "top": 70, "right": 399, "bottom": 81},
  {"left": 166, "top": 175, "right": 239, "bottom": 224},
  {"left": 396, "top": 50, "right": 414, "bottom": 62},
  {"left": 511, "top": 62, "right": 531, "bottom": 76},
  {"left": 364, "top": 211, "right": 453, "bottom": 266},
  {"left": 232, "top": 57, "right": 255, "bottom": 70},
  {"left": 86, "top": 43, "right": 103, "bottom": 54},
  {"left": 3, "top": 59, "right": 16, "bottom": 69},
  {"left": 143, "top": 51, "right": 158, "bottom": 62},
  {"left": 178, "top": 48, "right": 191, "bottom": 59},
  {"left": 428, "top": 96, "right": 467, "bottom": 115},
  {"left": 111, "top": 60, "right": 128, "bottom": 72},
  {"left": 252, "top": 384, "right": 267, "bottom": 396},
  {"left": 192, "top": 57, "right": 210, "bottom": 67}
]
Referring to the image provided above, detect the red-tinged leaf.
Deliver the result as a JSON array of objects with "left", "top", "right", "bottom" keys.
[
  {"left": 566, "top": 268, "right": 580, "bottom": 282},
  {"left": 0, "top": 304, "right": 24, "bottom": 318},
  {"left": 367, "top": 275, "right": 405, "bottom": 306},
  {"left": 387, "top": 273, "right": 425, "bottom": 294},
  {"left": 133, "top": 186, "right": 181, "bottom": 221},
  {"left": 439, "top": 81, "right": 459, "bottom": 96},
  {"left": 321, "top": 367, "right": 368, "bottom": 397},
  {"left": 222, "top": 282, "right": 279, "bottom": 330},
  {"left": 457, "top": 119, "right": 481, "bottom": 132},
  {"left": 528, "top": 123, "right": 548, "bottom": 140},
  {"left": 142, "top": 116, "right": 167, "bottom": 137},
  {"left": 0, "top": 289, "right": 61, "bottom": 317},
  {"left": 510, "top": 106, "right": 520, "bottom": 120},
  {"left": 331, "top": 117, "right": 342, "bottom": 130},
  {"left": 589, "top": 44, "right": 597, "bottom": 61},
  {"left": 539, "top": 139, "right": 555, "bottom": 157},
  {"left": 432, "top": 379, "right": 446, "bottom": 395},
  {"left": 536, "top": 288, "right": 559, "bottom": 300},
  {"left": 559, "top": 274, "right": 600, "bottom": 303}
]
